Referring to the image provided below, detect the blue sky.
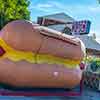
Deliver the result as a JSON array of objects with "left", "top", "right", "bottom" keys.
[{"left": 29, "top": 0, "right": 100, "bottom": 41}]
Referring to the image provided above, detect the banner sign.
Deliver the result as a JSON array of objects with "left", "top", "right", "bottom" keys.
[{"left": 71, "top": 20, "right": 91, "bottom": 35}]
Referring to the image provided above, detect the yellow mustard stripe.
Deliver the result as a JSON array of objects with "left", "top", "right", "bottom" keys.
[
  {"left": 36, "top": 54, "right": 80, "bottom": 67},
  {"left": 0, "top": 38, "right": 80, "bottom": 68},
  {"left": 0, "top": 38, "right": 35, "bottom": 63}
]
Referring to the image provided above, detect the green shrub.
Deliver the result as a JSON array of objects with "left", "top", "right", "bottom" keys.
[{"left": 85, "top": 57, "right": 100, "bottom": 72}]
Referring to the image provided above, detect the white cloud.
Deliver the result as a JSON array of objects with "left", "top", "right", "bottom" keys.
[
  {"left": 89, "top": 6, "right": 100, "bottom": 12},
  {"left": 29, "top": 1, "right": 100, "bottom": 14},
  {"left": 45, "top": 1, "right": 100, "bottom": 14},
  {"left": 37, "top": 4, "right": 53, "bottom": 8},
  {"left": 29, "top": 2, "right": 54, "bottom": 12}
]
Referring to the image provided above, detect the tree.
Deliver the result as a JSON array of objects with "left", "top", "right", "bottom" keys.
[{"left": 0, "top": 0, "right": 30, "bottom": 30}]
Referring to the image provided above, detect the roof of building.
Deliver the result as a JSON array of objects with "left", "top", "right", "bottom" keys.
[
  {"left": 76, "top": 35, "right": 100, "bottom": 51},
  {"left": 40, "top": 12, "right": 75, "bottom": 22}
]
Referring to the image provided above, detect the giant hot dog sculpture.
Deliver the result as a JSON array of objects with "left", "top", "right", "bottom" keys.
[{"left": 0, "top": 20, "right": 85, "bottom": 88}]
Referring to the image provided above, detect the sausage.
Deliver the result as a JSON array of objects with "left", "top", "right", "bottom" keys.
[{"left": 1, "top": 20, "right": 85, "bottom": 60}]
